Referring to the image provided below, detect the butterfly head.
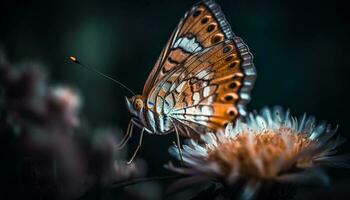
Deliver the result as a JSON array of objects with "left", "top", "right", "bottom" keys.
[{"left": 125, "top": 95, "right": 145, "bottom": 116}]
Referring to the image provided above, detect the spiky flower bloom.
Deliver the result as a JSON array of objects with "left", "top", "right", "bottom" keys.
[{"left": 167, "top": 106, "right": 347, "bottom": 199}]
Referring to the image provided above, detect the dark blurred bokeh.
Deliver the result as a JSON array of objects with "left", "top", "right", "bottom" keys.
[{"left": 0, "top": 0, "right": 349, "bottom": 199}]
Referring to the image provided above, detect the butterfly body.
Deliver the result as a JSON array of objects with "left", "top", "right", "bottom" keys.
[
  {"left": 121, "top": 0, "right": 256, "bottom": 161},
  {"left": 125, "top": 95, "right": 174, "bottom": 135}
]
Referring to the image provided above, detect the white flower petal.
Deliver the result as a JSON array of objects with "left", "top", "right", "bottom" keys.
[{"left": 166, "top": 106, "right": 342, "bottom": 189}]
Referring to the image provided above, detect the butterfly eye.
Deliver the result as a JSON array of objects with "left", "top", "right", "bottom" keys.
[{"left": 134, "top": 98, "right": 143, "bottom": 110}]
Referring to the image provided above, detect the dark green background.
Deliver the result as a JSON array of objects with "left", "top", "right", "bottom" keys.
[{"left": 1, "top": 0, "right": 349, "bottom": 197}]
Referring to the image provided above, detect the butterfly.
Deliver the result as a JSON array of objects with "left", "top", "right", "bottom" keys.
[{"left": 119, "top": 0, "right": 256, "bottom": 163}]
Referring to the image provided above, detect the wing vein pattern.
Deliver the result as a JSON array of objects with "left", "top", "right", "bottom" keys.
[{"left": 142, "top": 0, "right": 256, "bottom": 136}]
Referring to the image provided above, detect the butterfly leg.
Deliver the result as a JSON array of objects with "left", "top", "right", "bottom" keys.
[
  {"left": 173, "top": 125, "right": 184, "bottom": 165},
  {"left": 116, "top": 119, "right": 135, "bottom": 150},
  {"left": 127, "top": 127, "right": 145, "bottom": 165}
]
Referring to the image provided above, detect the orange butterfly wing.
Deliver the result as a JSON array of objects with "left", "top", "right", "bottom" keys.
[
  {"left": 154, "top": 40, "right": 255, "bottom": 135},
  {"left": 143, "top": 0, "right": 256, "bottom": 136},
  {"left": 142, "top": 0, "right": 235, "bottom": 96}
]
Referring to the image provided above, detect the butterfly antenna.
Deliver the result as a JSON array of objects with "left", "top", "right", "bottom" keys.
[{"left": 69, "top": 56, "right": 135, "bottom": 96}]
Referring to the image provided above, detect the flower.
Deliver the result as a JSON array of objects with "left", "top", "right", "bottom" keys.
[
  {"left": 48, "top": 86, "right": 82, "bottom": 127},
  {"left": 0, "top": 55, "right": 147, "bottom": 200},
  {"left": 166, "top": 106, "right": 348, "bottom": 199}
]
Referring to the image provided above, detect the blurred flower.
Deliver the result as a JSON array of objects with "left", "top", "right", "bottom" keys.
[
  {"left": 48, "top": 86, "right": 81, "bottom": 127},
  {"left": 0, "top": 55, "right": 147, "bottom": 200},
  {"left": 166, "top": 106, "right": 348, "bottom": 199}
]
